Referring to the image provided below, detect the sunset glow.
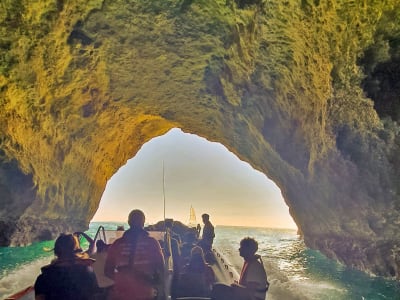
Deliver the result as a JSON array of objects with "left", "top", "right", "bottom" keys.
[{"left": 92, "top": 128, "right": 297, "bottom": 230}]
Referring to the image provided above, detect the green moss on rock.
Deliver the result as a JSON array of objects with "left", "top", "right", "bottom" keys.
[{"left": 0, "top": 0, "right": 400, "bottom": 278}]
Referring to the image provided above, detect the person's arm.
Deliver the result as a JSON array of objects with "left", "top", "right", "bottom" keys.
[
  {"left": 242, "top": 281, "right": 261, "bottom": 291},
  {"left": 75, "top": 232, "right": 95, "bottom": 254},
  {"left": 153, "top": 238, "right": 166, "bottom": 274},
  {"left": 34, "top": 274, "right": 47, "bottom": 300}
]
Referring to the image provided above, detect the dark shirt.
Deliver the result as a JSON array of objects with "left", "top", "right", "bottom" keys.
[
  {"left": 202, "top": 221, "right": 215, "bottom": 243},
  {"left": 176, "top": 261, "right": 215, "bottom": 298},
  {"left": 34, "top": 260, "right": 98, "bottom": 300}
]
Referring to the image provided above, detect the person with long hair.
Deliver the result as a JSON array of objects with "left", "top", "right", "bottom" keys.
[
  {"left": 34, "top": 233, "right": 98, "bottom": 300},
  {"left": 174, "top": 246, "right": 215, "bottom": 298}
]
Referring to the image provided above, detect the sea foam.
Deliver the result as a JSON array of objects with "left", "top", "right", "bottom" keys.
[{"left": 0, "top": 256, "right": 51, "bottom": 299}]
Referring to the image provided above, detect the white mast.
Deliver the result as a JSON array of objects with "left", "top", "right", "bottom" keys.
[
  {"left": 162, "top": 160, "right": 166, "bottom": 226},
  {"left": 188, "top": 205, "right": 197, "bottom": 227}
]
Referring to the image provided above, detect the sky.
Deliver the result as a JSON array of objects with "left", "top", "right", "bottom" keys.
[{"left": 92, "top": 128, "right": 297, "bottom": 229}]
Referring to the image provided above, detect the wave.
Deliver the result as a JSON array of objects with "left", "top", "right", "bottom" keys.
[
  {"left": 263, "top": 259, "right": 347, "bottom": 300},
  {"left": 0, "top": 256, "right": 51, "bottom": 299}
]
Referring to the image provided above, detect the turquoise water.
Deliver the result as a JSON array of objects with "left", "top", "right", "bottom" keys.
[{"left": 0, "top": 223, "right": 399, "bottom": 299}]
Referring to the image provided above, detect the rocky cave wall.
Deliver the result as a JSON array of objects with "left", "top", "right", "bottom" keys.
[{"left": 1, "top": 0, "right": 400, "bottom": 278}]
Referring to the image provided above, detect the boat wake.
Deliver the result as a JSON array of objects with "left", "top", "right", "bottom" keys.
[
  {"left": 217, "top": 249, "right": 346, "bottom": 300},
  {"left": 0, "top": 256, "right": 50, "bottom": 299},
  {"left": 262, "top": 259, "right": 346, "bottom": 300}
]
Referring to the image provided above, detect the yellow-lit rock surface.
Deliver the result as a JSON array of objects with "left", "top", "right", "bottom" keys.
[{"left": 1, "top": 1, "right": 400, "bottom": 278}]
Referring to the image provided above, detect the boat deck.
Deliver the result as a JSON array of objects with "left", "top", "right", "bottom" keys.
[{"left": 5, "top": 229, "right": 239, "bottom": 300}]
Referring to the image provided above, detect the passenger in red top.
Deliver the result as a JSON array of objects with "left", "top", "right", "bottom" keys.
[
  {"left": 104, "top": 209, "right": 165, "bottom": 300},
  {"left": 211, "top": 237, "right": 269, "bottom": 300}
]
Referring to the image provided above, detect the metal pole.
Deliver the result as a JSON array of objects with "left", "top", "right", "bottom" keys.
[{"left": 162, "top": 160, "right": 166, "bottom": 228}]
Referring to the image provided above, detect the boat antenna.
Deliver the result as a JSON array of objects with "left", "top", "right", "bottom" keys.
[{"left": 162, "top": 160, "right": 166, "bottom": 231}]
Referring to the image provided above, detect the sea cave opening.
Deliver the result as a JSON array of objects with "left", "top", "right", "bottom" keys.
[{"left": 92, "top": 128, "right": 297, "bottom": 230}]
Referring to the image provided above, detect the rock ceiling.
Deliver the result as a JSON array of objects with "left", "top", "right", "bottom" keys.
[{"left": 1, "top": 0, "right": 400, "bottom": 278}]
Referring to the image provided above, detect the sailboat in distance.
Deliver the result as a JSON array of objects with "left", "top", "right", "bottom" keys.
[{"left": 188, "top": 205, "right": 197, "bottom": 228}]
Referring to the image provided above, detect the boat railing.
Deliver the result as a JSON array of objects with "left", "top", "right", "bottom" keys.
[
  {"left": 4, "top": 286, "right": 34, "bottom": 300},
  {"left": 212, "top": 247, "right": 240, "bottom": 284},
  {"left": 93, "top": 225, "right": 107, "bottom": 244}
]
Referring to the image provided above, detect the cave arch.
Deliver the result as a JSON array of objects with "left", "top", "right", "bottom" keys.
[{"left": 92, "top": 128, "right": 296, "bottom": 229}]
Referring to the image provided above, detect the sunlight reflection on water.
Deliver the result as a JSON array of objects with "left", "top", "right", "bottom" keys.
[{"left": 213, "top": 226, "right": 400, "bottom": 300}]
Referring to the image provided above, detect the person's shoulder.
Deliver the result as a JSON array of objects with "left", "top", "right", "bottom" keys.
[
  {"left": 144, "top": 234, "right": 161, "bottom": 246},
  {"left": 34, "top": 272, "right": 47, "bottom": 293},
  {"left": 109, "top": 236, "right": 125, "bottom": 247},
  {"left": 249, "top": 258, "right": 263, "bottom": 267}
]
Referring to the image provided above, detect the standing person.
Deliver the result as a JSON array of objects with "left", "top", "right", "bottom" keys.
[
  {"left": 211, "top": 237, "right": 269, "bottom": 300},
  {"left": 104, "top": 209, "right": 165, "bottom": 300},
  {"left": 199, "top": 213, "right": 215, "bottom": 263},
  {"left": 34, "top": 233, "right": 98, "bottom": 300},
  {"left": 199, "top": 213, "right": 215, "bottom": 252}
]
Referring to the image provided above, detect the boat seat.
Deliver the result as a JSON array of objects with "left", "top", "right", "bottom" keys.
[
  {"left": 175, "top": 298, "right": 211, "bottom": 300},
  {"left": 174, "top": 271, "right": 211, "bottom": 298}
]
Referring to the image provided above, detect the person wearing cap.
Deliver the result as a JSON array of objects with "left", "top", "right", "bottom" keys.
[
  {"left": 34, "top": 233, "right": 98, "bottom": 300},
  {"left": 104, "top": 209, "right": 165, "bottom": 300}
]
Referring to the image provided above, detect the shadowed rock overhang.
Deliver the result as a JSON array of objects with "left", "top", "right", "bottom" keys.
[{"left": 1, "top": 0, "right": 400, "bottom": 279}]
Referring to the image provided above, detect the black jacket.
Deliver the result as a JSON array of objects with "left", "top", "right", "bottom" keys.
[{"left": 34, "top": 258, "right": 98, "bottom": 300}]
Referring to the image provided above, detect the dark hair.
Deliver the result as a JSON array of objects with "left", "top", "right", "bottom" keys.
[
  {"left": 187, "top": 246, "right": 207, "bottom": 272},
  {"left": 128, "top": 209, "right": 145, "bottom": 227},
  {"left": 240, "top": 237, "right": 258, "bottom": 254},
  {"left": 54, "top": 234, "right": 82, "bottom": 258},
  {"left": 165, "top": 218, "right": 174, "bottom": 228},
  {"left": 202, "top": 214, "right": 210, "bottom": 221}
]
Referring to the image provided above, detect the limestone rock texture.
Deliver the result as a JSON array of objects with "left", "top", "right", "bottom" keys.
[{"left": 1, "top": 0, "right": 400, "bottom": 278}]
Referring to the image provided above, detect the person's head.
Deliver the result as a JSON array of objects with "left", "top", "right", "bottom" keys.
[
  {"left": 184, "top": 229, "right": 197, "bottom": 243},
  {"left": 239, "top": 237, "right": 258, "bottom": 260},
  {"left": 201, "top": 213, "right": 210, "bottom": 223},
  {"left": 128, "top": 209, "right": 145, "bottom": 228},
  {"left": 191, "top": 245, "right": 204, "bottom": 256},
  {"left": 165, "top": 218, "right": 174, "bottom": 229},
  {"left": 96, "top": 239, "right": 108, "bottom": 253},
  {"left": 189, "top": 245, "right": 207, "bottom": 268},
  {"left": 54, "top": 233, "right": 82, "bottom": 259}
]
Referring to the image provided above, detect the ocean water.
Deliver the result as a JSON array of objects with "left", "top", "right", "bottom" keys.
[{"left": 0, "top": 223, "right": 399, "bottom": 299}]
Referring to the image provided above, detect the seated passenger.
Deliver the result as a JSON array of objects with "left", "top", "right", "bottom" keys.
[
  {"left": 180, "top": 229, "right": 198, "bottom": 265},
  {"left": 211, "top": 237, "right": 269, "bottom": 300},
  {"left": 34, "top": 233, "right": 98, "bottom": 300},
  {"left": 104, "top": 209, "right": 165, "bottom": 300},
  {"left": 174, "top": 246, "right": 215, "bottom": 299}
]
